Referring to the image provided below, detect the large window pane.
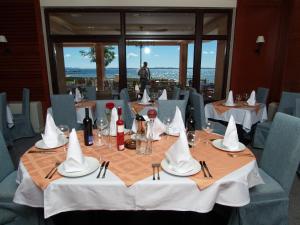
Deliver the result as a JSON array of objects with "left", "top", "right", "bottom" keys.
[
  {"left": 203, "top": 13, "right": 228, "bottom": 35},
  {"left": 126, "top": 13, "right": 195, "bottom": 35},
  {"left": 49, "top": 13, "right": 120, "bottom": 35}
]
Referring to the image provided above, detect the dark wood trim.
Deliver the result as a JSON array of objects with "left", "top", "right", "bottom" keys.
[
  {"left": 118, "top": 12, "right": 127, "bottom": 91},
  {"left": 202, "top": 35, "right": 228, "bottom": 40},
  {"left": 50, "top": 35, "right": 120, "bottom": 42},
  {"left": 125, "top": 35, "right": 195, "bottom": 40}
]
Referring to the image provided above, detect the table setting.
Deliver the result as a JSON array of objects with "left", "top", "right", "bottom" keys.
[{"left": 14, "top": 105, "right": 263, "bottom": 218}]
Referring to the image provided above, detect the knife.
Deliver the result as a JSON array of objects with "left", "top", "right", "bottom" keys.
[
  {"left": 96, "top": 161, "right": 106, "bottom": 178},
  {"left": 28, "top": 150, "right": 56, "bottom": 153},
  {"left": 102, "top": 161, "right": 110, "bottom": 179},
  {"left": 203, "top": 161, "right": 213, "bottom": 178},
  {"left": 199, "top": 161, "right": 207, "bottom": 178}
]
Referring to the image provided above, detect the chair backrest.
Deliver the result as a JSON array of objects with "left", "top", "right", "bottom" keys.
[
  {"left": 96, "top": 100, "right": 133, "bottom": 129},
  {"left": 256, "top": 87, "right": 269, "bottom": 104},
  {"left": 0, "top": 93, "right": 12, "bottom": 145},
  {"left": 277, "top": 91, "right": 300, "bottom": 115},
  {"left": 145, "top": 85, "right": 151, "bottom": 95},
  {"left": 22, "top": 88, "right": 31, "bottom": 120},
  {"left": 157, "top": 100, "right": 187, "bottom": 123},
  {"left": 85, "top": 86, "right": 96, "bottom": 100},
  {"left": 182, "top": 90, "right": 190, "bottom": 102},
  {"left": 120, "top": 88, "right": 130, "bottom": 102},
  {"left": 0, "top": 130, "right": 15, "bottom": 182},
  {"left": 260, "top": 112, "right": 300, "bottom": 193},
  {"left": 51, "top": 95, "right": 79, "bottom": 130},
  {"left": 190, "top": 92, "right": 206, "bottom": 130},
  {"left": 295, "top": 99, "right": 300, "bottom": 118},
  {"left": 171, "top": 87, "right": 180, "bottom": 100}
]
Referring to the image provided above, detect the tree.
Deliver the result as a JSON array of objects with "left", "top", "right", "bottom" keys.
[{"left": 79, "top": 46, "right": 115, "bottom": 67}]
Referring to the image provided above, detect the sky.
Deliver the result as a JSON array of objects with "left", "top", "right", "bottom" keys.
[{"left": 63, "top": 40, "right": 217, "bottom": 69}]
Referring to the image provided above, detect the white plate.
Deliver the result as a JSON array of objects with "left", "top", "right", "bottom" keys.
[
  {"left": 161, "top": 158, "right": 201, "bottom": 177},
  {"left": 212, "top": 139, "right": 246, "bottom": 152},
  {"left": 222, "top": 102, "right": 236, "bottom": 107},
  {"left": 35, "top": 135, "right": 68, "bottom": 149},
  {"left": 57, "top": 157, "right": 99, "bottom": 178},
  {"left": 243, "top": 102, "right": 260, "bottom": 107},
  {"left": 138, "top": 101, "right": 152, "bottom": 105}
]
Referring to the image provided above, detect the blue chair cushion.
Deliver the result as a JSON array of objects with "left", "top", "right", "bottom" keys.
[
  {"left": 250, "top": 169, "right": 287, "bottom": 203},
  {"left": 0, "top": 171, "right": 17, "bottom": 202},
  {"left": 0, "top": 208, "right": 17, "bottom": 224}
]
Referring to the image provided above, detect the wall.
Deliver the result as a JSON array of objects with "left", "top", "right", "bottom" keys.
[{"left": 0, "top": 0, "right": 50, "bottom": 114}]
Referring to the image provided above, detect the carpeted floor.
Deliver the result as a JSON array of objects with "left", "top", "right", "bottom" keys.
[{"left": 8, "top": 135, "right": 300, "bottom": 225}]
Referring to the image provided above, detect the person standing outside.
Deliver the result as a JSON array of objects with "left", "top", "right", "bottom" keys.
[{"left": 138, "top": 61, "right": 151, "bottom": 92}]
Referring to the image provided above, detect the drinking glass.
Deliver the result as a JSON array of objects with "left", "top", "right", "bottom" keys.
[
  {"left": 57, "top": 124, "right": 69, "bottom": 151},
  {"left": 243, "top": 93, "right": 249, "bottom": 101},
  {"left": 96, "top": 118, "right": 108, "bottom": 146},
  {"left": 187, "top": 131, "right": 196, "bottom": 149},
  {"left": 202, "top": 122, "right": 213, "bottom": 144},
  {"left": 235, "top": 94, "right": 242, "bottom": 102},
  {"left": 164, "top": 117, "right": 171, "bottom": 135}
]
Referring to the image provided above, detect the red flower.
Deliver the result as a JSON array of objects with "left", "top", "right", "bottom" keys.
[
  {"left": 106, "top": 102, "right": 115, "bottom": 110},
  {"left": 147, "top": 109, "right": 157, "bottom": 119}
]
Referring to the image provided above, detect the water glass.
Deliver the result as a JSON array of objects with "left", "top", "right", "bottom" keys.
[
  {"left": 96, "top": 118, "right": 108, "bottom": 146},
  {"left": 164, "top": 117, "right": 171, "bottom": 135},
  {"left": 136, "top": 133, "right": 147, "bottom": 155},
  {"left": 57, "top": 124, "right": 69, "bottom": 151},
  {"left": 187, "top": 131, "right": 196, "bottom": 149},
  {"left": 235, "top": 94, "right": 242, "bottom": 102}
]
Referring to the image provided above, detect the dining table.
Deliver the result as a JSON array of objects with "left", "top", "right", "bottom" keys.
[
  {"left": 130, "top": 101, "right": 157, "bottom": 115},
  {"left": 13, "top": 130, "right": 263, "bottom": 219}
]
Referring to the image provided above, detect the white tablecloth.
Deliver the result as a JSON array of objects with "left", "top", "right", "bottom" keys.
[
  {"left": 14, "top": 160, "right": 263, "bottom": 218},
  {"left": 6, "top": 106, "right": 14, "bottom": 128},
  {"left": 47, "top": 107, "right": 95, "bottom": 124},
  {"left": 204, "top": 103, "right": 268, "bottom": 132}
]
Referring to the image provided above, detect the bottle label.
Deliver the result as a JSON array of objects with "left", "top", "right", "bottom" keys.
[
  {"left": 88, "top": 135, "right": 93, "bottom": 145},
  {"left": 117, "top": 125, "right": 124, "bottom": 151},
  {"left": 117, "top": 125, "right": 124, "bottom": 133}
]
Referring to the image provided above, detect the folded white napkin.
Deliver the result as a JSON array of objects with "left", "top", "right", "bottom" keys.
[
  {"left": 168, "top": 106, "right": 184, "bottom": 136},
  {"left": 222, "top": 115, "right": 240, "bottom": 150},
  {"left": 41, "top": 112, "right": 63, "bottom": 148},
  {"left": 141, "top": 89, "right": 150, "bottom": 103},
  {"left": 165, "top": 108, "right": 194, "bottom": 174},
  {"left": 109, "top": 107, "right": 118, "bottom": 136},
  {"left": 158, "top": 89, "right": 168, "bottom": 100},
  {"left": 134, "top": 84, "right": 140, "bottom": 93},
  {"left": 147, "top": 117, "right": 166, "bottom": 140},
  {"left": 75, "top": 88, "right": 82, "bottom": 102},
  {"left": 63, "top": 129, "right": 88, "bottom": 172},
  {"left": 225, "top": 90, "right": 234, "bottom": 106},
  {"left": 247, "top": 90, "right": 256, "bottom": 106}
]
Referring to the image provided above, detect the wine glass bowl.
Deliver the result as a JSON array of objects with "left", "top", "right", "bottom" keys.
[
  {"left": 187, "top": 131, "right": 196, "bottom": 148},
  {"left": 58, "top": 124, "right": 70, "bottom": 138}
]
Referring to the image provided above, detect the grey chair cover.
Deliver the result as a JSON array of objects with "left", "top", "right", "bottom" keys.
[
  {"left": 296, "top": 99, "right": 300, "bottom": 117},
  {"left": 157, "top": 100, "right": 187, "bottom": 123},
  {"left": 85, "top": 86, "right": 96, "bottom": 100},
  {"left": 171, "top": 87, "right": 180, "bottom": 100},
  {"left": 228, "top": 112, "right": 300, "bottom": 225},
  {"left": 0, "top": 93, "right": 13, "bottom": 146},
  {"left": 190, "top": 92, "right": 226, "bottom": 135},
  {"left": 256, "top": 87, "right": 269, "bottom": 104},
  {"left": 145, "top": 85, "right": 151, "bottom": 95},
  {"left": 51, "top": 95, "right": 81, "bottom": 130},
  {"left": 0, "top": 130, "right": 43, "bottom": 225},
  {"left": 96, "top": 100, "right": 133, "bottom": 129},
  {"left": 120, "top": 88, "right": 130, "bottom": 102},
  {"left": 10, "top": 88, "right": 35, "bottom": 140},
  {"left": 253, "top": 91, "right": 300, "bottom": 148},
  {"left": 120, "top": 89, "right": 135, "bottom": 128}
]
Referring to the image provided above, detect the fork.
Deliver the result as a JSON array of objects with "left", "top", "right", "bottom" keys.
[
  {"left": 151, "top": 164, "right": 156, "bottom": 180},
  {"left": 153, "top": 163, "right": 160, "bottom": 180},
  {"left": 97, "top": 161, "right": 106, "bottom": 178},
  {"left": 45, "top": 162, "right": 60, "bottom": 179},
  {"left": 199, "top": 161, "right": 207, "bottom": 178}
]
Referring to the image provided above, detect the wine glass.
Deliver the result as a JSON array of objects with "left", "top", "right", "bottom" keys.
[
  {"left": 164, "top": 117, "right": 171, "bottom": 135},
  {"left": 202, "top": 122, "right": 213, "bottom": 144},
  {"left": 243, "top": 93, "right": 249, "bottom": 101},
  {"left": 187, "top": 131, "right": 196, "bottom": 149},
  {"left": 57, "top": 124, "right": 69, "bottom": 151},
  {"left": 235, "top": 94, "right": 242, "bottom": 102}
]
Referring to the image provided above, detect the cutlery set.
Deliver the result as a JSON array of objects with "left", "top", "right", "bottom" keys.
[
  {"left": 152, "top": 163, "right": 160, "bottom": 180},
  {"left": 97, "top": 161, "right": 110, "bottom": 179},
  {"left": 199, "top": 161, "right": 213, "bottom": 178},
  {"left": 45, "top": 162, "right": 60, "bottom": 179},
  {"left": 28, "top": 150, "right": 56, "bottom": 154}
]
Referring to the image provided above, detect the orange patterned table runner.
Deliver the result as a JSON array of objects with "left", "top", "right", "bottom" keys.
[
  {"left": 212, "top": 100, "right": 261, "bottom": 115},
  {"left": 75, "top": 100, "right": 96, "bottom": 110},
  {"left": 131, "top": 101, "right": 157, "bottom": 114},
  {"left": 21, "top": 131, "right": 255, "bottom": 191}
]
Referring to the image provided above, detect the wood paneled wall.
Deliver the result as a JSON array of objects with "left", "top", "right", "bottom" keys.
[
  {"left": 0, "top": 0, "right": 50, "bottom": 113},
  {"left": 230, "top": 0, "right": 300, "bottom": 102}
]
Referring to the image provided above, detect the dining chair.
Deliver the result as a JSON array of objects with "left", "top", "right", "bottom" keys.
[
  {"left": 145, "top": 85, "right": 151, "bottom": 95},
  {"left": 0, "top": 93, "right": 13, "bottom": 146},
  {"left": 50, "top": 94, "right": 81, "bottom": 130},
  {"left": 256, "top": 87, "right": 269, "bottom": 104},
  {"left": 0, "top": 130, "right": 43, "bottom": 225},
  {"left": 96, "top": 100, "right": 133, "bottom": 129},
  {"left": 10, "top": 88, "right": 35, "bottom": 140},
  {"left": 190, "top": 92, "right": 226, "bottom": 135},
  {"left": 171, "top": 87, "right": 180, "bottom": 100},
  {"left": 120, "top": 89, "right": 135, "bottom": 128},
  {"left": 228, "top": 112, "right": 300, "bottom": 225},
  {"left": 120, "top": 88, "right": 130, "bottom": 102},
  {"left": 84, "top": 86, "right": 96, "bottom": 100},
  {"left": 253, "top": 91, "right": 300, "bottom": 148},
  {"left": 157, "top": 100, "right": 187, "bottom": 123}
]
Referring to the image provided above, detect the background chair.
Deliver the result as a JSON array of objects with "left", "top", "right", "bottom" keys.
[
  {"left": 10, "top": 88, "right": 35, "bottom": 140},
  {"left": 0, "top": 130, "right": 43, "bottom": 225},
  {"left": 84, "top": 86, "right": 96, "bottom": 100},
  {"left": 0, "top": 93, "right": 13, "bottom": 146},
  {"left": 171, "top": 87, "right": 180, "bottom": 100},
  {"left": 157, "top": 100, "right": 187, "bottom": 123},
  {"left": 190, "top": 92, "right": 226, "bottom": 135},
  {"left": 256, "top": 87, "right": 269, "bottom": 104},
  {"left": 120, "top": 88, "right": 130, "bottom": 102},
  {"left": 253, "top": 91, "right": 300, "bottom": 148},
  {"left": 228, "top": 112, "right": 300, "bottom": 225},
  {"left": 50, "top": 95, "right": 81, "bottom": 130},
  {"left": 96, "top": 100, "right": 133, "bottom": 129}
]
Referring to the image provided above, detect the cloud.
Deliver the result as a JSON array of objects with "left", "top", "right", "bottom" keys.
[
  {"left": 127, "top": 52, "right": 138, "bottom": 58},
  {"left": 154, "top": 54, "right": 159, "bottom": 57},
  {"left": 83, "top": 55, "right": 89, "bottom": 59},
  {"left": 203, "top": 51, "right": 209, "bottom": 54},
  {"left": 64, "top": 54, "right": 71, "bottom": 58}
]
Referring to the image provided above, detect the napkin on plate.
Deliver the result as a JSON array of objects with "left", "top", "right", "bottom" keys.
[
  {"left": 247, "top": 90, "right": 256, "bottom": 106},
  {"left": 225, "top": 90, "right": 234, "bottom": 106},
  {"left": 41, "top": 112, "right": 63, "bottom": 148},
  {"left": 109, "top": 107, "right": 118, "bottom": 136},
  {"left": 167, "top": 106, "right": 184, "bottom": 136},
  {"left": 222, "top": 115, "right": 240, "bottom": 150},
  {"left": 165, "top": 108, "right": 194, "bottom": 174},
  {"left": 141, "top": 89, "right": 150, "bottom": 104},
  {"left": 63, "top": 129, "right": 88, "bottom": 172},
  {"left": 75, "top": 88, "right": 82, "bottom": 102},
  {"left": 158, "top": 89, "right": 168, "bottom": 100}
]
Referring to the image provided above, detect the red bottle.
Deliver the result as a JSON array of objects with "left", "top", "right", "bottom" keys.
[{"left": 116, "top": 107, "right": 125, "bottom": 151}]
